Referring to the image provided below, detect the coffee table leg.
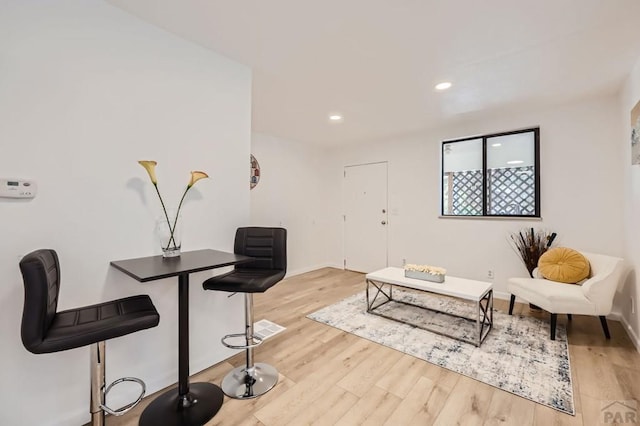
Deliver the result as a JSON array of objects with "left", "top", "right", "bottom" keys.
[
  {"left": 477, "top": 290, "right": 493, "bottom": 346},
  {"left": 366, "top": 280, "right": 370, "bottom": 311},
  {"left": 366, "top": 280, "right": 394, "bottom": 312},
  {"left": 487, "top": 290, "right": 493, "bottom": 333},
  {"left": 477, "top": 300, "right": 481, "bottom": 347}
]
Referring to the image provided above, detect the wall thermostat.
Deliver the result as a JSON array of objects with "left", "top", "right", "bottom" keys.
[{"left": 0, "top": 178, "right": 37, "bottom": 199}]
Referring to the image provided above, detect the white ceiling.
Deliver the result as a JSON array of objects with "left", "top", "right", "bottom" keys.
[{"left": 108, "top": 0, "right": 640, "bottom": 147}]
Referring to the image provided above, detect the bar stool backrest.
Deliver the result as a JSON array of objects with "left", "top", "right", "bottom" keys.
[
  {"left": 19, "top": 249, "right": 61, "bottom": 354},
  {"left": 234, "top": 227, "right": 287, "bottom": 272}
]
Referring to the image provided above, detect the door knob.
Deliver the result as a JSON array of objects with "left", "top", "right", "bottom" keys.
[{"left": 381, "top": 221, "right": 387, "bottom": 225}]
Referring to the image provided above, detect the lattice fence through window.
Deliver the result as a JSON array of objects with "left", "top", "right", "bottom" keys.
[
  {"left": 487, "top": 166, "right": 535, "bottom": 215},
  {"left": 447, "top": 169, "right": 483, "bottom": 215}
]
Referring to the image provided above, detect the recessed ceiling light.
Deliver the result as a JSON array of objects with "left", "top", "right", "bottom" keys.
[
  {"left": 491, "top": 143, "right": 502, "bottom": 147},
  {"left": 329, "top": 114, "right": 343, "bottom": 122},
  {"left": 435, "top": 82, "right": 452, "bottom": 91},
  {"left": 507, "top": 160, "right": 524, "bottom": 165}
]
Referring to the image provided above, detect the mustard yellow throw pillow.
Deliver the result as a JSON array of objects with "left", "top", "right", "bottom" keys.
[{"left": 538, "top": 247, "right": 590, "bottom": 284}]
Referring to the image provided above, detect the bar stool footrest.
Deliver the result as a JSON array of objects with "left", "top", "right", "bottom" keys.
[
  {"left": 100, "top": 376, "right": 146, "bottom": 416},
  {"left": 221, "top": 332, "right": 263, "bottom": 350}
]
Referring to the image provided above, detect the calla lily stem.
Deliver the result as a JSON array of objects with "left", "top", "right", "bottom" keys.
[
  {"left": 153, "top": 183, "right": 178, "bottom": 249},
  {"left": 168, "top": 186, "right": 191, "bottom": 249}
]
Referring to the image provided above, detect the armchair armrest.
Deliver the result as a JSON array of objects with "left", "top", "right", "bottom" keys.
[{"left": 579, "top": 253, "right": 624, "bottom": 315}]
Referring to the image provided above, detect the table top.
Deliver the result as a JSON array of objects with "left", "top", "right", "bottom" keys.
[
  {"left": 366, "top": 267, "right": 492, "bottom": 301},
  {"left": 110, "top": 249, "right": 253, "bottom": 282}
]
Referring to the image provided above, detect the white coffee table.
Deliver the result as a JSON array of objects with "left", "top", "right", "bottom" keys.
[{"left": 365, "top": 267, "right": 493, "bottom": 347}]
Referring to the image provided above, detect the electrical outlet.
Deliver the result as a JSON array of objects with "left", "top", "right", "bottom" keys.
[
  {"left": 487, "top": 269, "right": 494, "bottom": 279},
  {"left": 631, "top": 296, "right": 635, "bottom": 314},
  {"left": 402, "top": 258, "right": 406, "bottom": 266}
]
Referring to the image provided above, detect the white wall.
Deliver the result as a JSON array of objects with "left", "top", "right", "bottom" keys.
[
  {"left": 250, "top": 132, "right": 335, "bottom": 275},
  {"left": 327, "top": 96, "right": 625, "bottom": 300},
  {"left": 619, "top": 56, "right": 640, "bottom": 347},
  {"left": 0, "top": 2, "right": 251, "bottom": 425}
]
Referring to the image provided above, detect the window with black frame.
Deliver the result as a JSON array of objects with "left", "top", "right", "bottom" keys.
[{"left": 441, "top": 128, "right": 540, "bottom": 217}]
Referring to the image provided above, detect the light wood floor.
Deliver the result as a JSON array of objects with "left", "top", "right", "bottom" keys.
[{"left": 108, "top": 268, "right": 640, "bottom": 425}]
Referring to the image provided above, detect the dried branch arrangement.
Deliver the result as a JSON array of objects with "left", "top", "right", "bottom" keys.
[{"left": 510, "top": 228, "right": 557, "bottom": 277}]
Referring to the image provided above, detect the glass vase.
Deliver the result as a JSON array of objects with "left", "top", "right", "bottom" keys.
[{"left": 156, "top": 211, "right": 181, "bottom": 258}]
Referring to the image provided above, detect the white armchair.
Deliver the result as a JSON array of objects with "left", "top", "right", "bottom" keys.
[{"left": 507, "top": 251, "right": 625, "bottom": 340}]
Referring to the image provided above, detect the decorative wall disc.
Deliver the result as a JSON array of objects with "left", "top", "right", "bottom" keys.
[{"left": 250, "top": 154, "right": 260, "bottom": 189}]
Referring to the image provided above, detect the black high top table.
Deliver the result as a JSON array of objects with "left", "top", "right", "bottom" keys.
[{"left": 110, "top": 249, "right": 253, "bottom": 426}]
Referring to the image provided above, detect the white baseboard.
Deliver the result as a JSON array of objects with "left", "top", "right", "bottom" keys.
[
  {"left": 285, "top": 263, "right": 341, "bottom": 278},
  {"left": 57, "top": 410, "right": 88, "bottom": 426},
  {"left": 493, "top": 290, "right": 512, "bottom": 301},
  {"left": 608, "top": 311, "right": 640, "bottom": 352}
]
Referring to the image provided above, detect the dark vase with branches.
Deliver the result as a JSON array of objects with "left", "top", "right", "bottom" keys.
[{"left": 510, "top": 228, "right": 557, "bottom": 309}]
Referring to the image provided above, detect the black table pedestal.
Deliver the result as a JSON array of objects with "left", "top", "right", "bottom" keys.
[
  {"left": 139, "top": 272, "right": 224, "bottom": 425},
  {"left": 139, "top": 383, "right": 223, "bottom": 426},
  {"left": 110, "top": 250, "right": 253, "bottom": 426}
]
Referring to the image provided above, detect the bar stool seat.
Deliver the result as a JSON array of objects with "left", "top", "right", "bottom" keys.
[
  {"left": 203, "top": 227, "right": 287, "bottom": 400},
  {"left": 204, "top": 269, "right": 285, "bottom": 293},
  {"left": 20, "top": 249, "right": 160, "bottom": 425},
  {"left": 25, "top": 295, "right": 158, "bottom": 354}
]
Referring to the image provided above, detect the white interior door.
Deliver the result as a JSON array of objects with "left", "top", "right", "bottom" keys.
[{"left": 343, "top": 162, "right": 388, "bottom": 273}]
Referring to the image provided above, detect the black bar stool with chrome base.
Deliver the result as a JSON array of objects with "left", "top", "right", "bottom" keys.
[
  {"left": 203, "top": 227, "right": 287, "bottom": 399},
  {"left": 19, "top": 249, "right": 160, "bottom": 426}
]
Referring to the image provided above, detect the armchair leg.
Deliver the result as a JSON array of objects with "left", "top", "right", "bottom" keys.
[
  {"left": 508, "top": 295, "right": 515, "bottom": 315},
  {"left": 599, "top": 316, "right": 611, "bottom": 339},
  {"left": 550, "top": 314, "right": 557, "bottom": 340}
]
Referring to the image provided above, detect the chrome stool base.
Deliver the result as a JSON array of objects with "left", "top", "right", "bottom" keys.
[{"left": 221, "top": 362, "right": 278, "bottom": 399}]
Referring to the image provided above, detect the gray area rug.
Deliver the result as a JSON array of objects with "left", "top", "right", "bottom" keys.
[{"left": 307, "top": 289, "right": 574, "bottom": 415}]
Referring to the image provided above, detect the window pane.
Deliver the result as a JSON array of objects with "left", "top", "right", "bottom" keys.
[
  {"left": 486, "top": 132, "right": 536, "bottom": 215},
  {"left": 442, "top": 139, "right": 483, "bottom": 215},
  {"left": 440, "top": 128, "right": 539, "bottom": 218}
]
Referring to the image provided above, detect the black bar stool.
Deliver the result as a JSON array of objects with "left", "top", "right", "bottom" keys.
[
  {"left": 203, "top": 227, "right": 287, "bottom": 399},
  {"left": 19, "top": 249, "right": 160, "bottom": 426}
]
